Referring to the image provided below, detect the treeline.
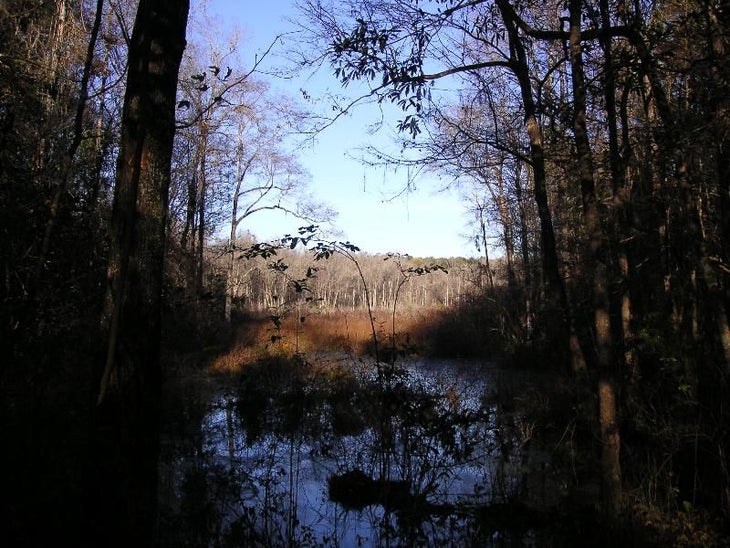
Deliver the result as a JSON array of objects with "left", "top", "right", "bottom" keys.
[{"left": 208, "top": 235, "right": 490, "bottom": 312}]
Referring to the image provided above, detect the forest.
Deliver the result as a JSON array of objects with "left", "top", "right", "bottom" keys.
[{"left": 1, "top": 0, "right": 729, "bottom": 546}]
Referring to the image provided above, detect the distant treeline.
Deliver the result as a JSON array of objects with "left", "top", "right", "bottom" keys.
[{"left": 204, "top": 238, "right": 496, "bottom": 312}]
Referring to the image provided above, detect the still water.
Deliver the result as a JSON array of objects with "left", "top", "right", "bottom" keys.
[{"left": 157, "top": 357, "right": 551, "bottom": 547}]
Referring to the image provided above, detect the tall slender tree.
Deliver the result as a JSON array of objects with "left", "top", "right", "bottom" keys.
[{"left": 566, "top": 0, "right": 621, "bottom": 514}]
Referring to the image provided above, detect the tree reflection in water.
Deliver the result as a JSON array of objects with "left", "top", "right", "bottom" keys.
[{"left": 158, "top": 357, "right": 548, "bottom": 547}]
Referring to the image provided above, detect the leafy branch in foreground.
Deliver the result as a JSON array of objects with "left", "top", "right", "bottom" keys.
[{"left": 240, "top": 227, "right": 322, "bottom": 350}]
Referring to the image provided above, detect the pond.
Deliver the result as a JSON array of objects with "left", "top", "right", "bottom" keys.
[{"left": 157, "top": 356, "right": 558, "bottom": 547}]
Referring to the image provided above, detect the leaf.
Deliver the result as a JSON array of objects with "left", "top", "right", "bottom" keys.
[
  {"left": 341, "top": 242, "right": 360, "bottom": 253},
  {"left": 292, "top": 280, "right": 311, "bottom": 293},
  {"left": 269, "top": 259, "right": 289, "bottom": 272}
]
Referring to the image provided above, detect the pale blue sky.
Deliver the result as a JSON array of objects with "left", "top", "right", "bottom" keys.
[{"left": 200, "top": 0, "right": 477, "bottom": 258}]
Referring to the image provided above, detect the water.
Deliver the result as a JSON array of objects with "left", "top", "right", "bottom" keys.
[{"left": 158, "top": 357, "right": 546, "bottom": 547}]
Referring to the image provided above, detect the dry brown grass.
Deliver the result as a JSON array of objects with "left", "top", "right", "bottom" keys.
[
  {"left": 294, "top": 308, "right": 445, "bottom": 355},
  {"left": 206, "top": 308, "right": 449, "bottom": 374},
  {"left": 207, "top": 344, "right": 265, "bottom": 374}
]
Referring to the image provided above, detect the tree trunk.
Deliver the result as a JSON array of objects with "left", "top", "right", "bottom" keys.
[
  {"left": 181, "top": 174, "right": 196, "bottom": 251},
  {"left": 494, "top": 167, "right": 516, "bottom": 289},
  {"left": 706, "top": 0, "right": 730, "bottom": 372},
  {"left": 497, "top": 0, "right": 581, "bottom": 370},
  {"left": 599, "top": 0, "right": 637, "bottom": 382},
  {"left": 94, "top": 0, "right": 189, "bottom": 545},
  {"left": 225, "top": 153, "right": 246, "bottom": 322},
  {"left": 479, "top": 204, "right": 495, "bottom": 292},
  {"left": 515, "top": 159, "right": 533, "bottom": 339},
  {"left": 569, "top": 0, "right": 621, "bottom": 515},
  {"left": 195, "top": 125, "right": 208, "bottom": 295}
]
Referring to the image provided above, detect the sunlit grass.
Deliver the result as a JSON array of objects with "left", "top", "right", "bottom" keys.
[
  {"left": 206, "top": 299, "right": 505, "bottom": 375},
  {"left": 207, "top": 308, "right": 441, "bottom": 374}
]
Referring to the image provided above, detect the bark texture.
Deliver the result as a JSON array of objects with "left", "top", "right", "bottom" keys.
[{"left": 94, "top": 0, "right": 189, "bottom": 545}]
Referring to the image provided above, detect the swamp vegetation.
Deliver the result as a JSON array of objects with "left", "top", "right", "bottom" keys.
[
  {"left": 2, "top": 0, "right": 730, "bottom": 546},
  {"left": 148, "top": 300, "right": 729, "bottom": 547}
]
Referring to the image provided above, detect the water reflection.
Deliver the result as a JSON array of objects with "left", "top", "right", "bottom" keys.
[{"left": 158, "top": 357, "right": 543, "bottom": 547}]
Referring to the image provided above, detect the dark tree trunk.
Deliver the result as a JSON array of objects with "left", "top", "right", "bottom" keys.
[
  {"left": 497, "top": 0, "right": 582, "bottom": 370},
  {"left": 568, "top": 0, "right": 621, "bottom": 515},
  {"left": 196, "top": 134, "right": 207, "bottom": 295},
  {"left": 599, "top": 0, "right": 638, "bottom": 387},
  {"left": 706, "top": 0, "right": 730, "bottom": 371},
  {"left": 181, "top": 174, "right": 197, "bottom": 251},
  {"left": 93, "top": 0, "right": 189, "bottom": 545},
  {"left": 515, "top": 159, "right": 534, "bottom": 339}
]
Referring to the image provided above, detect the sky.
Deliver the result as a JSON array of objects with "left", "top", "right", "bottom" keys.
[{"left": 199, "top": 0, "right": 478, "bottom": 258}]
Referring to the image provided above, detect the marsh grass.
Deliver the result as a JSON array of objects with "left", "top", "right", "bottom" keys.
[{"left": 207, "top": 307, "right": 471, "bottom": 374}]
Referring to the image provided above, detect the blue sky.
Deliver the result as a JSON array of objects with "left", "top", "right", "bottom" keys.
[{"left": 201, "top": 0, "right": 477, "bottom": 258}]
